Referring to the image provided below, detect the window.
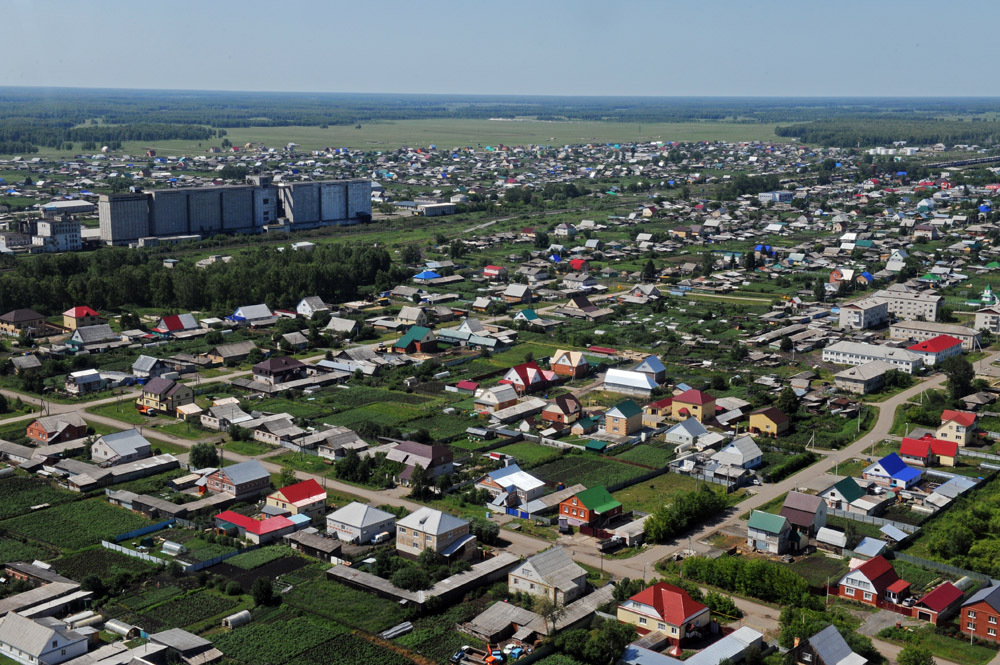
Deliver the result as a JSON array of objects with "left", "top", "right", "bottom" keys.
[
  {"left": 990, "top": 629, "right": 997, "bottom": 637},
  {"left": 658, "top": 623, "right": 666, "bottom": 630},
  {"left": 864, "top": 592, "right": 873, "bottom": 601},
  {"left": 844, "top": 587, "right": 855, "bottom": 596},
  {"left": 991, "top": 616, "right": 997, "bottom": 625},
  {"left": 970, "top": 611, "right": 978, "bottom": 619},
  {"left": 638, "top": 617, "right": 647, "bottom": 625},
  {"left": 968, "top": 622, "right": 975, "bottom": 630}
]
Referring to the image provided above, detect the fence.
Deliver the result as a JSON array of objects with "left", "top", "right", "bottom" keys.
[
  {"left": 668, "top": 467, "right": 739, "bottom": 491},
  {"left": 607, "top": 466, "right": 671, "bottom": 493},
  {"left": 829, "top": 508, "right": 920, "bottom": 535},
  {"left": 113, "top": 519, "right": 175, "bottom": 543},
  {"left": 959, "top": 448, "right": 1000, "bottom": 463},
  {"left": 892, "top": 551, "right": 995, "bottom": 585},
  {"left": 101, "top": 540, "right": 167, "bottom": 566},
  {"left": 183, "top": 543, "right": 260, "bottom": 573}
]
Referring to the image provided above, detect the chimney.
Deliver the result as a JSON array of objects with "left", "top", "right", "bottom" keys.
[{"left": 793, "top": 637, "right": 801, "bottom": 648}]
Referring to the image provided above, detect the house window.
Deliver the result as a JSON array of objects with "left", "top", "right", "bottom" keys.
[
  {"left": 844, "top": 587, "right": 855, "bottom": 596},
  {"left": 970, "top": 611, "right": 978, "bottom": 619},
  {"left": 864, "top": 593, "right": 873, "bottom": 601},
  {"left": 991, "top": 629, "right": 998, "bottom": 637},
  {"left": 638, "top": 617, "right": 647, "bottom": 625},
  {"left": 658, "top": 623, "right": 666, "bottom": 630}
]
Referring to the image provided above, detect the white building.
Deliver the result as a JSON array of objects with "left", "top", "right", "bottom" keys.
[
  {"left": 32, "top": 218, "right": 82, "bottom": 252},
  {"left": 508, "top": 547, "right": 587, "bottom": 604},
  {"left": 870, "top": 289, "right": 941, "bottom": 321},
  {"left": 839, "top": 298, "right": 889, "bottom": 330},
  {"left": 889, "top": 320, "right": 981, "bottom": 350},
  {"left": 325, "top": 502, "right": 397, "bottom": 543},
  {"left": 822, "top": 341, "right": 923, "bottom": 374},
  {"left": 0, "top": 612, "right": 88, "bottom": 665}
]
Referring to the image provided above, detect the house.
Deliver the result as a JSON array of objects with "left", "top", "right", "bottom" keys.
[
  {"left": 602, "top": 368, "right": 657, "bottom": 397},
  {"left": 62, "top": 305, "right": 101, "bottom": 330},
  {"left": 284, "top": 530, "right": 342, "bottom": 563},
  {"left": 296, "top": 296, "right": 330, "bottom": 319},
  {"left": 325, "top": 317, "right": 359, "bottom": 337},
  {"left": 229, "top": 303, "right": 274, "bottom": 325},
  {"left": 748, "top": 407, "right": 789, "bottom": 437},
  {"left": 475, "top": 464, "right": 546, "bottom": 508},
  {"left": 829, "top": 267, "right": 855, "bottom": 286},
  {"left": 605, "top": 400, "right": 643, "bottom": 436},
  {"left": 787, "top": 624, "right": 867, "bottom": 665},
  {"left": 906, "top": 335, "right": 963, "bottom": 366},
  {"left": 838, "top": 298, "right": 889, "bottom": 330},
  {"left": 10, "top": 355, "right": 41, "bottom": 375},
  {"left": 779, "top": 491, "right": 827, "bottom": 536},
  {"left": 135, "top": 377, "right": 195, "bottom": 416},
  {"left": 508, "top": 547, "right": 587, "bottom": 604},
  {"left": 326, "top": 502, "right": 397, "bottom": 543},
  {"left": 132, "top": 355, "right": 172, "bottom": 379},
  {"left": 746, "top": 510, "right": 794, "bottom": 554},
  {"left": 671, "top": 389, "right": 716, "bottom": 423},
  {"left": 200, "top": 402, "right": 252, "bottom": 431},
  {"left": 26, "top": 413, "right": 87, "bottom": 445},
  {"left": 541, "top": 394, "right": 582, "bottom": 425},
  {"left": 633, "top": 355, "right": 666, "bottom": 384},
  {"left": 898, "top": 436, "right": 958, "bottom": 467},
  {"left": 550, "top": 349, "right": 589, "bottom": 378},
  {"left": 315, "top": 426, "right": 369, "bottom": 460},
  {"left": 396, "top": 506, "right": 475, "bottom": 560},
  {"left": 937, "top": 410, "right": 978, "bottom": 446},
  {"left": 499, "top": 361, "right": 554, "bottom": 394},
  {"left": 0, "top": 612, "right": 88, "bottom": 665},
  {"left": 207, "top": 341, "right": 258, "bottom": 365},
  {"left": 618, "top": 582, "right": 710, "bottom": 644},
  {"left": 711, "top": 436, "right": 763, "bottom": 469},
  {"left": 65, "top": 369, "right": 105, "bottom": 395},
  {"left": 214, "top": 511, "right": 298, "bottom": 545},
  {"left": 252, "top": 356, "right": 307, "bottom": 385},
  {"left": 863, "top": 453, "right": 922, "bottom": 489},
  {"left": 474, "top": 385, "right": 519, "bottom": 413},
  {"left": 642, "top": 397, "right": 674, "bottom": 428},
  {"left": 838, "top": 555, "right": 908, "bottom": 606},
  {"left": 834, "top": 360, "right": 895, "bottom": 395},
  {"left": 91, "top": 429, "right": 152, "bottom": 465},
  {"left": 266, "top": 479, "right": 326, "bottom": 521},
  {"left": 393, "top": 326, "right": 437, "bottom": 354},
  {"left": 818, "top": 477, "right": 869, "bottom": 511},
  {"left": 386, "top": 440, "right": 454, "bottom": 480},
  {"left": 204, "top": 459, "right": 270, "bottom": 499},
  {"left": 0, "top": 309, "right": 46, "bottom": 338},
  {"left": 558, "top": 294, "right": 613, "bottom": 321},
  {"left": 281, "top": 331, "right": 309, "bottom": 351},
  {"left": 503, "top": 284, "right": 532, "bottom": 304},
  {"left": 663, "top": 418, "right": 708, "bottom": 447},
  {"left": 483, "top": 265, "right": 508, "bottom": 280},
  {"left": 396, "top": 306, "right": 428, "bottom": 326},
  {"left": 558, "top": 486, "right": 622, "bottom": 526},
  {"left": 68, "top": 324, "right": 118, "bottom": 349},
  {"left": 961, "top": 584, "right": 1000, "bottom": 643},
  {"left": 913, "top": 582, "right": 964, "bottom": 625},
  {"left": 151, "top": 313, "right": 199, "bottom": 335}
]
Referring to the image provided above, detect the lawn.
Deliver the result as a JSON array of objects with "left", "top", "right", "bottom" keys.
[
  {"left": 494, "top": 441, "right": 566, "bottom": 465},
  {"left": 0, "top": 498, "right": 154, "bottom": 551},
  {"left": 224, "top": 439, "right": 274, "bottom": 456},
  {"left": 613, "top": 472, "right": 740, "bottom": 514},
  {"left": 610, "top": 441, "right": 675, "bottom": 468},
  {"left": 880, "top": 624, "right": 998, "bottom": 665}
]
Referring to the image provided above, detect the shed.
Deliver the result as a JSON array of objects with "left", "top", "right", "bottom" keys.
[
  {"left": 105, "top": 618, "right": 140, "bottom": 639},
  {"left": 222, "top": 610, "right": 251, "bottom": 629},
  {"left": 585, "top": 440, "right": 608, "bottom": 452}
]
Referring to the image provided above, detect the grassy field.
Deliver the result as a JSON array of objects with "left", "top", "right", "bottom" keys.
[
  {"left": 0, "top": 498, "right": 153, "bottom": 552},
  {"left": 494, "top": 441, "right": 566, "bottom": 465},
  {"left": 612, "top": 472, "right": 741, "bottom": 514}
]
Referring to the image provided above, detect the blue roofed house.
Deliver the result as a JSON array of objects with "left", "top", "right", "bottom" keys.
[
  {"left": 863, "top": 452, "right": 923, "bottom": 489},
  {"left": 633, "top": 355, "right": 666, "bottom": 384}
]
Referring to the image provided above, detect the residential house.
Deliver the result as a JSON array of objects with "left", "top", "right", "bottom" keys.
[
  {"left": 474, "top": 385, "right": 520, "bottom": 413},
  {"left": 326, "top": 502, "right": 397, "bottom": 543},
  {"left": 787, "top": 624, "right": 867, "bottom": 665},
  {"left": 508, "top": 547, "right": 587, "bottom": 604},
  {"left": 64, "top": 369, "right": 104, "bottom": 395},
  {"left": 558, "top": 486, "right": 622, "bottom": 526},
  {"left": 906, "top": 335, "right": 963, "bottom": 366},
  {"left": 395, "top": 506, "right": 475, "bottom": 561},
  {"left": 779, "top": 491, "right": 828, "bottom": 537},
  {"left": 483, "top": 265, "right": 508, "bottom": 281},
  {"left": 833, "top": 360, "right": 895, "bottom": 395},
  {"left": 558, "top": 294, "right": 613, "bottom": 321},
  {"left": 617, "top": 583, "right": 710, "bottom": 645},
  {"left": 26, "top": 414, "right": 87, "bottom": 445},
  {"left": 605, "top": 400, "right": 643, "bottom": 436},
  {"left": 541, "top": 394, "right": 582, "bottom": 425},
  {"left": 503, "top": 284, "right": 532, "bottom": 304},
  {"left": 151, "top": 313, "right": 199, "bottom": 335},
  {"left": 838, "top": 298, "right": 889, "bottom": 330},
  {"left": 748, "top": 407, "right": 789, "bottom": 437},
  {"left": 838, "top": 555, "right": 909, "bottom": 606},
  {"left": 252, "top": 356, "right": 307, "bottom": 385},
  {"left": 475, "top": 464, "right": 546, "bottom": 508},
  {"left": 204, "top": 459, "right": 270, "bottom": 499},
  {"left": 386, "top": 441, "right": 454, "bottom": 481},
  {"left": 746, "top": 510, "right": 794, "bottom": 554},
  {"left": 961, "top": 584, "right": 1000, "bottom": 643},
  {"left": 550, "top": 349, "right": 589, "bottom": 378},
  {"left": 132, "top": 355, "right": 171, "bottom": 380},
  {"left": 91, "top": 429, "right": 152, "bottom": 465},
  {"left": 135, "top": 377, "right": 194, "bottom": 416},
  {"left": 863, "top": 453, "right": 922, "bottom": 489},
  {"left": 67, "top": 324, "right": 118, "bottom": 349},
  {"left": 0, "top": 309, "right": 46, "bottom": 338},
  {"left": 937, "top": 410, "right": 978, "bottom": 446},
  {"left": 602, "top": 368, "right": 657, "bottom": 397},
  {"left": 663, "top": 418, "right": 708, "bottom": 447},
  {"left": 499, "top": 361, "right": 554, "bottom": 395},
  {"left": 899, "top": 436, "right": 958, "bottom": 467},
  {"left": 392, "top": 326, "right": 437, "bottom": 354},
  {"left": 818, "top": 477, "right": 870, "bottom": 511},
  {"left": 396, "top": 306, "right": 428, "bottom": 326},
  {"left": 633, "top": 355, "right": 666, "bottom": 384},
  {"left": 214, "top": 511, "right": 297, "bottom": 545},
  {"left": 711, "top": 436, "right": 763, "bottom": 469},
  {"left": 229, "top": 303, "right": 274, "bottom": 325},
  {"left": 207, "top": 341, "right": 258, "bottom": 365},
  {"left": 828, "top": 267, "right": 855, "bottom": 286},
  {"left": 62, "top": 305, "right": 101, "bottom": 330},
  {"left": 266, "top": 479, "right": 327, "bottom": 521},
  {"left": 315, "top": 426, "right": 369, "bottom": 461},
  {"left": 672, "top": 389, "right": 716, "bottom": 423},
  {"left": 642, "top": 397, "right": 674, "bottom": 428},
  {"left": 913, "top": 582, "right": 964, "bottom": 625},
  {"left": 325, "top": 317, "right": 359, "bottom": 337},
  {"left": 296, "top": 296, "right": 330, "bottom": 319},
  {"left": 0, "top": 612, "right": 88, "bottom": 665}
]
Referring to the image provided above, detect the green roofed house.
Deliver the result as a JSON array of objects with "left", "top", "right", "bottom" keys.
[
  {"left": 746, "top": 510, "right": 793, "bottom": 554},
  {"left": 585, "top": 440, "right": 608, "bottom": 453},
  {"left": 560, "top": 485, "right": 623, "bottom": 526},
  {"left": 605, "top": 399, "right": 643, "bottom": 436},
  {"left": 818, "top": 477, "right": 867, "bottom": 511},
  {"left": 570, "top": 414, "right": 602, "bottom": 436},
  {"left": 393, "top": 326, "right": 437, "bottom": 354}
]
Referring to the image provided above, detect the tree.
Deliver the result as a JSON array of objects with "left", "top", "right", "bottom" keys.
[
  {"left": 897, "top": 644, "right": 935, "bottom": 665},
  {"left": 776, "top": 386, "right": 799, "bottom": 416},
  {"left": 642, "top": 259, "right": 657, "bottom": 281},
  {"left": 743, "top": 251, "right": 757, "bottom": 271},
  {"left": 534, "top": 595, "right": 566, "bottom": 634},
  {"left": 189, "top": 442, "right": 219, "bottom": 469},
  {"left": 941, "top": 355, "right": 974, "bottom": 400},
  {"left": 533, "top": 231, "right": 550, "bottom": 249},
  {"left": 251, "top": 577, "right": 275, "bottom": 605},
  {"left": 780, "top": 336, "right": 793, "bottom": 352},
  {"left": 278, "top": 466, "right": 297, "bottom": 488},
  {"left": 700, "top": 251, "right": 715, "bottom": 275},
  {"left": 391, "top": 566, "right": 431, "bottom": 591},
  {"left": 813, "top": 278, "right": 826, "bottom": 303}
]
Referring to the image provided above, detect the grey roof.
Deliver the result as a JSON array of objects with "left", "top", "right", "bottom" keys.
[
  {"left": 326, "top": 502, "right": 395, "bottom": 529},
  {"left": 666, "top": 418, "right": 708, "bottom": 439},
  {"left": 149, "top": 628, "right": 211, "bottom": 653},
  {"left": 880, "top": 524, "right": 908, "bottom": 542},
  {"left": 212, "top": 340, "right": 257, "bottom": 358},
  {"left": 11, "top": 355, "right": 41, "bottom": 370},
  {"left": 0, "top": 612, "right": 81, "bottom": 657},
  {"left": 523, "top": 546, "right": 586, "bottom": 592},
  {"left": 217, "top": 459, "right": 269, "bottom": 485},
  {"left": 235, "top": 304, "right": 272, "bottom": 320},
  {"left": 712, "top": 436, "right": 762, "bottom": 465},
  {"left": 71, "top": 324, "right": 117, "bottom": 344},
  {"left": 634, "top": 355, "right": 666, "bottom": 374},
  {"left": 32, "top": 413, "right": 87, "bottom": 434},
  {"left": 782, "top": 491, "right": 824, "bottom": 514},
  {"left": 807, "top": 624, "right": 867, "bottom": 665},
  {"left": 816, "top": 527, "right": 848, "bottom": 548},
  {"left": 298, "top": 296, "right": 328, "bottom": 311},
  {"left": 325, "top": 317, "right": 358, "bottom": 333},
  {"left": 964, "top": 584, "right": 1000, "bottom": 613},
  {"left": 98, "top": 429, "right": 151, "bottom": 457},
  {"left": 132, "top": 355, "right": 160, "bottom": 372},
  {"left": 468, "top": 602, "right": 540, "bottom": 636},
  {"left": 396, "top": 506, "right": 467, "bottom": 535}
]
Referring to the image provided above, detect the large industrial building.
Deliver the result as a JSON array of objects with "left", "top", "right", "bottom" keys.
[{"left": 98, "top": 176, "right": 371, "bottom": 245}]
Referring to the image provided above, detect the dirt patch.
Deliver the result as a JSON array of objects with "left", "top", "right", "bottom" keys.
[{"left": 207, "top": 556, "right": 308, "bottom": 592}]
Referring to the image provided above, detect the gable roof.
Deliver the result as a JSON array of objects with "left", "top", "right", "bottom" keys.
[
  {"left": 153, "top": 313, "right": 198, "bottom": 333},
  {"left": 917, "top": 582, "right": 963, "bottom": 613},
  {"left": 215, "top": 510, "right": 292, "bottom": 536},
  {"left": 573, "top": 486, "right": 622, "bottom": 514},
  {"left": 395, "top": 325, "right": 434, "bottom": 349},
  {"left": 0, "top": 612, "right": 78, "bottom": 658},
  {"left": 326, "top": 501, "right": 396, "bottom": 528},
  {"left": 828, "top": 477, "right": 866, "bottom": 503},
  {"left": 964, "top": 584, "right": 1000, "bottom": 613},
  {"left": 634, "top": 355, "right": 666, "bottom": 374},
  {"left": 900, "top": 436, "right": 958, "bottom": 460},
  {"left": 97, "top": 429, "right": 151, "bottom": 457},
  {"left": 941, "top": 409, "right": 976, "bottom": 427},
  {"left": 751, "top": 406, "right": 788, "bottom": 424},
  {"left": 396, "top": 506, "right": 468, "bottom": 535},
  {"left": 216, "top": 459, "right": 269, "bottom": 485},
  {"left": 64, "top": 306, "right": 99, "bottom": 318},
  {"left": 524, "top": 547, "right": 586, "bottom": 592},
  {"left": 806, "top": 625, "right": 867, "bottom": 665},
  {"left": 850, "top": 555, "right": 899, "bottom": 593},
  {"left": 273, "top": 478, "right": 325, "bottom": 505},
  {"left": 747, "top": 510, "right": 788, "bottom": 534},
  {"left": 625, "top": 583, "right": 708, "bottom": 626},
  {"left": 674, "top": 389, "right": 715, "bottom": 405}
]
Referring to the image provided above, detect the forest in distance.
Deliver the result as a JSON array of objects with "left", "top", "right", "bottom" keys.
[{"left": 3, "top": 87, "right": 1000, "bottom": 152}]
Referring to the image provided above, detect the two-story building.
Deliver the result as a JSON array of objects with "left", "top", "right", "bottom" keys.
[
  {"left": 605, "top": 400, "right": 643, "bottom": 436},
  {"left": 252, "top": 356, "right": 308, "bottom": 385},
  {"left": 266, "top": 479, "right": 327, "bottom": 521},
  {"left": 325, "top": 501, "right": 397, "bottom": 543},
  {"left": 541, "top": 394, "right": 582, "bottom": 425},
  {"left": 26, "top": 414, "right": 87, "bottom": 445},
  {"left": 395, "top": 506, "right": 475, "bottom": 561},
  {"left": 961, "top": 584, "right": 1000, "bottom": 644},
  {"left": 558, "top": 486, "right": 622, "bottom": 527},
  {"left": 746, "top": 510, "right": 794, "bottom": 554},
  {"left": 748, "top": 407, "right": 790, "bottom": 437},
  {"left": 617, "top": 582, "right": 710, "bottom": 645},
  {"left": 204, "top": 460, "right": 270, "bottom": 499},
  {"left": 135, "top": 377, "right": 195, "bottom": 416},
  {"left": 475, "top": 464, "right": 546, "bottom": 509},
  {"left": 671, "top": 389, "right": 716, "bottom": 423},
  {"left": 838, "top": 555, "right": 909, "bottom": 607},
  {"left": 0, "top": 612, "right": 88, "bottom": 665},
  {"left": 937, "top": 410, "right": 978, "bottom": 446},
  {"left": 90, "top": 429, "right": 152, "bottom": 466},
  {"left": 508, "top": 547, "right": 587, "bottom": 604},
  {"left": 550, "top": 349, "right": 589, "bottom": 379}
]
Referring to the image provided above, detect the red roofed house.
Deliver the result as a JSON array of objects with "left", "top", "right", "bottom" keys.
[
  {"left": 483, "top": 265, "right": 508, "bottom": 280},
  {"left": 907, "top": 335, "right": 963, "bottom": 366},
  {"left": 214, "top": 510, "right": 296, "bottom": 545},
  {"left": 671, "top": 389, "right": 716, "bottom": 423},
  {"left": 838, "top": 555, "right": 909, "bottom": 607},
  {"left": 499, "top": 361, "right": 556, "bottom": 395},
  {"left": 151, "top": 313, "right": 199, "bottom": 335},
  {"left": 266, "top": 479, "right": 327, "bottom": 521},
  {"left": 899, "top": 435, "right": 958, "bottom": 467},
  {"left": 568, "top": 258, "right": 588, "bottom": 272},
  {"left": 937, "top": 410, "right": 978, "bottom": 446},
  {"left": 617, "top": 582, "right": 710, "bottom": 644},
  {"left": 63, "top": 306, "right": 101, "bottom": 330},
  {"left": 642, "top": 397, "right": 673, "bottom": 428},
  {"left": 913, "top": 582, "right": 964, "bottom": 625}
]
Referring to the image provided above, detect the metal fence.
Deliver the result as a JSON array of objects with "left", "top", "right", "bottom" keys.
[
  {"left": 892, "top": 551, "right": 995, "bottom": 585},
  {"left": 669, "top": 467, "right": 739, "bottom": 491},
  {"left": 959, "top": 448, "right": 1000, "bottom": 462},
  {"left": 829, "top": 508, "right": 920, "bottom": 534},
  {"left": 183, "top": 544, "right": 260, "bottom": 573},
  {"left": 101, "top": 540, "right": 167, "bottom": 566},
  {"left": 113, "top": 519, "right": 176, "bottom": 543}
]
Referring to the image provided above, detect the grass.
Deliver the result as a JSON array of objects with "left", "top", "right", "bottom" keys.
[
  {"left": 786, "top": 552, "right": 849, "bottom": 587},
  {"left": 224, "top": 439, "right": 273, "bottom": 456},
  {"left": 531, "top": 452, "right": 651, "bottom": 490},
  {"left": 879, "top": 625, "right": 998, "bottom": 665},
  {"left": 613, "top": 472, "right": 741, "bottom": 514},
  {"left": 0, "top": 498, "right": 153, "bottom": 551},
  {"left": 494, "top": 441, "right": 565, "bottom": 464}
]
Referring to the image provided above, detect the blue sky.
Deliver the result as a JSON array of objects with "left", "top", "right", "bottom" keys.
[{"left": 6, "top": 0, "right": 997, "bottom": 96}]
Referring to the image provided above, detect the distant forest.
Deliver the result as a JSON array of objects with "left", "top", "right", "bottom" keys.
[
  {"left": 776, "top": 117, "right": 1000, "bottom": 147},
  {"left": 1, "top": 87, "right": 1000, "bottom": 151}
]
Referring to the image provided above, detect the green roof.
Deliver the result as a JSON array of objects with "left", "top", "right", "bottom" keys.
[
  {"left": 518, "top": 309, "right": 539, "bottom": 320},
  {"left": 832, "top": 477, "right": 865, "bottom": 503},
  {"left": 395, "top": 325, "right": 431, "bottom": 349},
  {"left": 585, "top": 440, "right": 608, "bottom": 452},
  {"left": 575, "top": 486, "right": 622, "bottom": 514},
  {"left": 608, "top": 400, "right": 642, "bottom": 419},
  {"left": 747, "top": 510, "right": 788, "bottom": 534}
]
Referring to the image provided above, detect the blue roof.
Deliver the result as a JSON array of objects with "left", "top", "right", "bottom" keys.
[
  {"left": 878, "top": 453, "right": 908, "bottom": 475},
  {"left": 413, "top": 270, "right": 440, "bottom": 280},
  {"left": 860, "top": 272, "right": 874, "bottom": 280},
  {"left": 854, "top": 537, "right": 886, "bottom": 558}
]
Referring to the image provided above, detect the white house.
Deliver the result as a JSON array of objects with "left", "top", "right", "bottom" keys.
[
  {"left": 508, "top": 547, "right": 587, "bottom": 604},
  {"left": 296, "top": 296, "right": 330, "bottom": 319},
  {"left": 0, "top": 612, "right": 88, "bottom": 665},
  {"left": 91, "top": 429, "right": 152, "bottom": 465},
  {"left": 711, "top": 436, "right": 763, "bottom": 469},
  {"left": 326, "top": 502, "right": 397, "bottom": 543}
]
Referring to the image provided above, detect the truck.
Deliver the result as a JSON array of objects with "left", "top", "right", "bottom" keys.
[
  {"left": 463, "top": 645, "right": 504, "bottom": 664},
  {"left": 598, "top": 535, "right": 624, "bottom": 553}
]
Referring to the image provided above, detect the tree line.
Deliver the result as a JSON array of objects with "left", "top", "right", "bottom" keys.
[{"left": 776, "top": 117, "right": 1000, "bottom": 147}]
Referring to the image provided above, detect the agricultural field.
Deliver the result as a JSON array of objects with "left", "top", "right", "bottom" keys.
[
  {"left": 141, "top": 591, "right": 240, "bottom": 629},
  {"left": 211, "top": 615, "right": 337, "bottom": 665},
  {"left": 494, "top": 441, "right": 567, "bottom": 465},
  {"left": 395, "top": 595, "right": 490, "bottom": 661},
  {"left": 283, "top": 576, "right": 409, "bottom": 634},
  {"left": 52, "top": 547, "right": 160, "bottom": 580},
  {"left": 296, "top": 634, "right": 415, "bottom": 665},
  {"left": 609, "top": 441, "right": 676, "bottom": 468},
  {"left": 0, "top": 539, "right": 57, "bottom": 566},
  {"left": 226, "top": 546, "right": 291, "bottom": 570},
  {"left": 612, "top": 472, "right": 739, "bottom": 514},
  {"left": 0, "top": 498, "right": 154, "bottom": 551},
  {"left": 786, "top": 552, "right": 850, "bottom": 587},
  {"left": 531, "top": 451, "right": 650, "bottom": 489},
  {"left": 0, "top": 476, "right": 77, "bottom": 520}
]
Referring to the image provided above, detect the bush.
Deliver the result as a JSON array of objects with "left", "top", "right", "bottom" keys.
[{"left": 225, "top": 581, "right": 242, "bottom": 596}]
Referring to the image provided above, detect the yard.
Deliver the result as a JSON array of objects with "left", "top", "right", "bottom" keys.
[
  {"left": 531, "top": 452, "right": 651, "bottom": 490},
  {"left": 494, "top": 441, "right": 567, "bottom": 465},
  {"left": 613, "top": 472, "right": 741, "bottom": 514},
  {"left": 0, "top": 498, "right": 154, "bottom": 551},
  {"left": 786, "top": 552, "right": 849, "bottom": 587},
  {"left": 879, "top": 624, "right": 998, "bottom": 665},
  {"left": 0, "top": 475, "right": 78, "bottom": 520}
]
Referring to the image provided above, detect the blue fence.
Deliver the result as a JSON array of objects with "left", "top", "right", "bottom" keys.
[{"left": 114, "top": 519, "right": 176, "bottom": 543}]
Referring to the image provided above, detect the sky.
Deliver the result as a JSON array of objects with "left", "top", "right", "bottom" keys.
[{"left": 5, "top": 0, "right": 999, "bottom": 97}]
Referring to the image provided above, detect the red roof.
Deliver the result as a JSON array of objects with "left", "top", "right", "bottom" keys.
[
  {"left": 484, "top": 265, "right": 505, "bottom": 273},
  {"left": 154, "top": 314, "right": 186, "bottom": 332},
  {"left": 587, "top": 346, "right": 618, "bottom": 355},
  {"left": 273, "top": 479, "right": 325, "bottom": 505},
  {"left": 887, "top": 579, "right": 912, "bottom": 594},
  {"left": 215, "top": 510, "right": 293, "bottom": 535},
  {"left": 917, "top": 582, "right": 964, "bottom": 613},
  {"left": 63, "top": 306, "right": 99, "bottom": 318},
  {"left": 941, "top": 410, "right": 976, "bottom": 427},
  {"left": 456, "top": 380, "right": 479, "bottom": 391},
  {"left": 626, "top": 583, "right": 708, "bottom": 626},
  {"left": 674, "top": 389, "right": 715, "bottom": 406},
  {"left": 900, "top": 436, "right": 958, "bottom": 460},
  {"left": 648, "top": 397, "right": 673, "bottom": 410},
  {"left": 569, "top": 259, "right": 587, "bottom": 271},
  {"left": 852, "top": 555, "right": 900, "bottom": 594},
  {"left": 907, "top": 335, "right": 962, "bottom": 354}
]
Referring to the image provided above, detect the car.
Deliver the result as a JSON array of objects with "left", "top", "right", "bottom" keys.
[
  {"left": 750, "top": 477, "right": 762, "bottom": 486},
  {"left": 449, "top": 651, "right": 465, "bottom": 664}
]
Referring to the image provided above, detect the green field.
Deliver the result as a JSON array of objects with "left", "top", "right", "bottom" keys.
[
  {"left": 531, "top": 452, "right": 650, "bottom": 490},
  {"left": 1, "top": 499, "right": 154, "bottom": 551},
  {"left": 0, "top": 476, "right": 78, "bottom": 520},
  {"left": 613, "top": 472, "right": 740, "bottom": 514}
]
